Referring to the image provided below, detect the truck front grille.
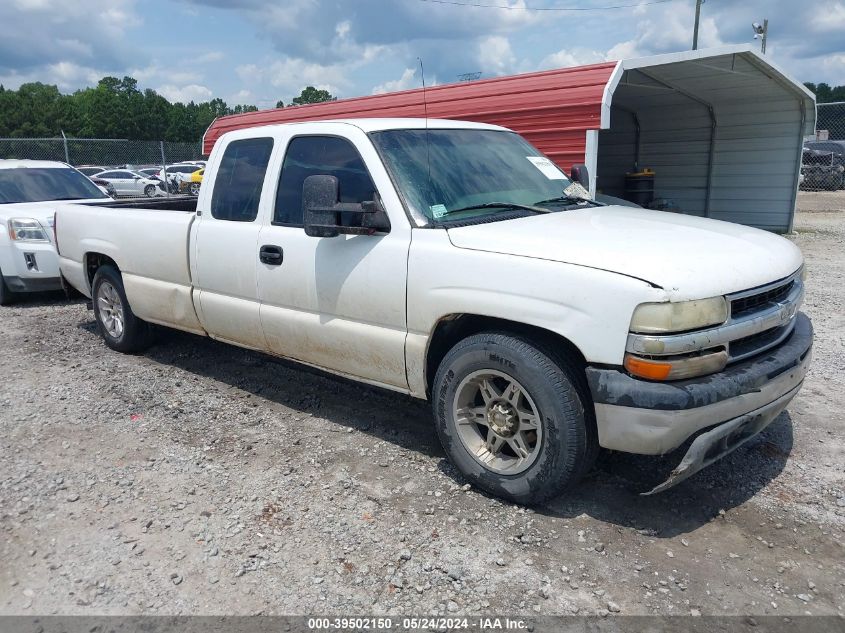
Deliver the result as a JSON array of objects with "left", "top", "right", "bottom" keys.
[
  {"left": 728, "top": 323, "right": 792, "bottom": 361},
  {"left": 730, "top": 279, "right": 795, "bottom": 319}
]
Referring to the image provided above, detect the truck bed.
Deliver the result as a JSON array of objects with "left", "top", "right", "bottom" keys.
[
  {"left": 56, "top": 200, "right": 204, "bottom": 335},
  {"left": 83, "top": 196, "right": 199, "bottom": 213}
]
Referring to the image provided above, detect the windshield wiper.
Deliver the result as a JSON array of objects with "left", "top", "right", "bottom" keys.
[
  {"left": 443, "top": 202, "right": 552, "bottom": 216},
  {"left": 533, "top": 195, "right": 602, "bottom": 207}
]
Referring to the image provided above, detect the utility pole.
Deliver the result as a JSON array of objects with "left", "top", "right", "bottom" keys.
[
  {"left": 752, "top": 19, "right": 768, "bottom": 54},
  {"left": 692, "top": 0, "right": 704, "bottom": 50}
]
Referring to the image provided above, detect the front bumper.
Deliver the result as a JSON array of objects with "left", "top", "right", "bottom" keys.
[
  {"left": 2, "top": 241, "right": 61, "bottom": 292},
  {"left": 585, "top": 312, "right": 812, "bottom": 491}
]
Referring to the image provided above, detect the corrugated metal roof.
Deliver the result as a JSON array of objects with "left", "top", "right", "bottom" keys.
[
  {"left": 203, "top": 61, "right": 618, "bottom": 169},
  {"left": 202, "top": 46, "right": 815, "bottom": 232}
]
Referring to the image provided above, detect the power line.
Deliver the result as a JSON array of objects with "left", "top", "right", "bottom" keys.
[{"left": 416, "top": 0, "right": 681, "bottom": 11}]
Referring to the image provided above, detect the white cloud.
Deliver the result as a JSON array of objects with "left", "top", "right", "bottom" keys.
[
  {"left": 477, "top": 35, "right": 516, "bottom": 76},
  {"left": 196, "top": 51, "right": 225, "bottom": 64},
  {"left": 810, "top": 1, "right": 845, "bottom": 31},
  {"left": 372, "top": 68, "right": 418, "bottom": 95},
  {"left": 597, "top": 6, "right": 724, "bottom": 62},
  {"left": 229, "top": 89, "right": 253, "bottom": 103},
  {"left": 157, "top": 83, "right": 213, "bottom": 103},
  {"left": 0, "top": 61, "right": 104, "bottom": 92},
  {"left": 540, "top": 48, "right": 607, "bottom": 70},
  {"left": 1, "top": 0, "right": 136, "bottom": 65}
]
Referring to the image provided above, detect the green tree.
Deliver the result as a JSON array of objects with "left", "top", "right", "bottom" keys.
[
  {"left": 275, "top": 100, "right": 285, "bottom": 109},
  {"left": 291, "top": 86, "right": 335, "bottom": 106},
  {"left": 804, "top": 82, "right": 845, "bottom": 103},
  {"left": 0, "top": 76, "right": 260, "bottom": 143}
]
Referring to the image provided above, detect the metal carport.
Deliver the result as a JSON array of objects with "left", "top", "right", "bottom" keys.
[
  {"left": 596, "top": 45, "right": 816, "bottom": 232},
  {"left": 203, "top": 45, "right": 815, "bottom": 232}
]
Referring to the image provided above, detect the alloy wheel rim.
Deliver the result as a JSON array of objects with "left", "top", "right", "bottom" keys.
[
  {"left": 453, "top": 369, "right": 543, "bottom": 474},
  {"left": 97, "top": 281, "right": 125, "bottom": 339}
]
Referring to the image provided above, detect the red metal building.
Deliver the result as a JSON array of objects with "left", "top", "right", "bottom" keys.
[
  {"left": 203, "top": 46, "right": 814, "bottom": 232},
  {"left": 203, "top": 61, "right": 615, "bottom": 174}
]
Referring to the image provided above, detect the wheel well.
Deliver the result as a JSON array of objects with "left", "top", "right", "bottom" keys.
[
  {"left": 425, "top": 314, "right": 589, "bottom": 398},
  {"left": 85, "top": 253, "right": 118, "bottom": 289}
]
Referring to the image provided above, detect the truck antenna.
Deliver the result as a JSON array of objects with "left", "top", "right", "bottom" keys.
[
  {"left": 418, "top": 57, "right": 432, "bottom": 187},
  {"left": 418, "top": 57, "right": 428, "bottom": 120}
]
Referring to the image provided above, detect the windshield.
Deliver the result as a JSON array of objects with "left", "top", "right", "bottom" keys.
[
  {"left": 370, "top": 129, "right": 582, "bottom": 224},
  {"left": 0, "top": 167, "right": 108, "bottom": 204}
]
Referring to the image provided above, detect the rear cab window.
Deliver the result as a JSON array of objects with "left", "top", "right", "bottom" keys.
[{"left": 211, "top": 137, "right": 274, "bottom": 222}]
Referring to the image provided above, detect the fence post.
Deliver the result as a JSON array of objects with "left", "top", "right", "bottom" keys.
[
  {"left": 61, "top": 130, "right": 70, "bottom": 164},
  {"left": 160, "top": 141, "right": 170, "bottom": 199}
]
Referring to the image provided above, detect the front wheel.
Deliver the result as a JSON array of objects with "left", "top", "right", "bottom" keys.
[
  {"left": 189, "top": 182, "right": 201, "bottom": 196},
  {"left": 432, "top": 332, "right": 595, "bottom": 505},
  {"left": 92, "top": 265, "right": 153, "bottom": 353},
  {"left": 0, "top": 268, "right": 17, "bottom": 306},
  {"left": 144, "top": 184, "right": 156, "bottom": 197}
]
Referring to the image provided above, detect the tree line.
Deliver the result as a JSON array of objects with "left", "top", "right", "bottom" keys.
[
  {"left": 0, "top": 77, "right": 335, "bottom": 143},
  {"left": 804, "top": 83, "right": 845, "bottom": 104}
]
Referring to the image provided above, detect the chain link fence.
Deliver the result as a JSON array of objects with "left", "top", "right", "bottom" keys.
[
  {"left": 797, "top": 102, "right": 845, "bottom": 216},
  {"left": 0, "top": 136, "right": 203, "bottom": 170},
  {"left": 1, "top": 123, "right": 842, "bottom": 218}
]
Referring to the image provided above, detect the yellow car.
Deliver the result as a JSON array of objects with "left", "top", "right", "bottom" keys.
[{"left": 188, "top": 168, "right": 203, "bottom": 196}]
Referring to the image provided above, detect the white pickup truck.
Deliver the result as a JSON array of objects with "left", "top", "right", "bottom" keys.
[
  {"left": 0, "top": 160, "right": 112, "bottom": 304},
  {"left": 56, "top": 119, "right": 812, "bottom": 503}
]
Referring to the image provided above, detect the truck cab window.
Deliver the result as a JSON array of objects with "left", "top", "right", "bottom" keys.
[
  {"left": 274, "top": 136, "right": 376, "bottom": 226},
  {"left": 210, "top": 137, "right": 273, "bottom": 222}
]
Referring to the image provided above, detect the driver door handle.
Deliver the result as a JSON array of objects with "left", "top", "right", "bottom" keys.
[{"left": 259, "top": 245, "right": 283, "bottom": 266}]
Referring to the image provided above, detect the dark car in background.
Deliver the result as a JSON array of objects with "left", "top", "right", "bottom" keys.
[
  {"left": 801, "top": 147, "right": 845, "bottom": 191},
  {"left": 805, "top": 140, "right": 845, "bottom": 162}
]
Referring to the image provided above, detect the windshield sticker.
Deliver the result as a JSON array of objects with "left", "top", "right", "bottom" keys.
[
  {"left": 563, "top": 181, "right": 590, "bottom": 199},
  {"left": 526, "top": 156, "right": 567, "bottom": 180},
  {"left": 430, "top": 204, "right": 448, "bottom": 218}
]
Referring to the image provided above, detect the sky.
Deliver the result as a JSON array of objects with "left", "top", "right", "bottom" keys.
[{"left": 1, "top": 0, "right": 844, "bottom": 109}]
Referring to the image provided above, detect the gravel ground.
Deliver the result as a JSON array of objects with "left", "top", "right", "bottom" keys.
[{"left": 1, "top": 207, "right": 843, "bottom": 618}]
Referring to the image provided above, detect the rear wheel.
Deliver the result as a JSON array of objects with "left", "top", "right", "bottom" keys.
[
  {"left": 0, "top": 268, "right": 17, "bottom": 306},
  {"left": 432, "top": 332, "right": 595, "bottom": 505},
  {"left": 92, "top": 265, "right": 153, "bottom": 353},
  {"left": 190, "top": 182, "right": 201, "bottom": 196}
]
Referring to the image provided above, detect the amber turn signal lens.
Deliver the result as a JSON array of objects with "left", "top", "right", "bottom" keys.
[
  {"left": 624, "top": 355, "right": 672, "bottom": 380},
  {"left": 624, "top": 350, "right": 729, "bottom": 381}
]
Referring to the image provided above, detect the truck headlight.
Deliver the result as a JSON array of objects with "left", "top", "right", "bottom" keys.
[
  {"left": 8, "top": 218, "right": 49, "bottom": 242},
  {"left": 630, "top": 296, "right": 728, "bottom": 334}
]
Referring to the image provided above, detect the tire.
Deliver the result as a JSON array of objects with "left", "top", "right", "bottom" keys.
[
  {"left": 0, "top": 268, "right": 17, "bottom": 306},
  {"left": 144, "top": 184, "right": 156, "bottom": 198},
  {"left": 432, "top": 332, "right": 596, "bottom": 505},
  {"left": 91, "top": 265, "right": 153, "bottom": 353},
  {"left": 190, "top": 182, "right": 201, "bottom": 196}
]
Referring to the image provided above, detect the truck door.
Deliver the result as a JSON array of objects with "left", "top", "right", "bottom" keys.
[
  {"left": 256, "top": 130, "right": 410, "bottom": 390},
  {"left": 192, "top": 136, "right": 274, "bottom": 350}
]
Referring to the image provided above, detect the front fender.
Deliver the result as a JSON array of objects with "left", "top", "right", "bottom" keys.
[{"left": 405, "top": 229, "right": 666, "bottom": 397}]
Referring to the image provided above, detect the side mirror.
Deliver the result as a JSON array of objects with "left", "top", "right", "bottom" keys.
[
  {"left": 303, "top": 175, "right": 390, "bottom": 238},
  {"left": 570, "top": 163, "right": 590, "bottom": 189}
]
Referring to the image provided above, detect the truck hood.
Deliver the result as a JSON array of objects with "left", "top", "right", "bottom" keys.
[
  {"left": 0, "top": 199, "right": 105, "bottom": 225},
  {"left": 446, "top": 206, "right": 804, "bottom": 300}
]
